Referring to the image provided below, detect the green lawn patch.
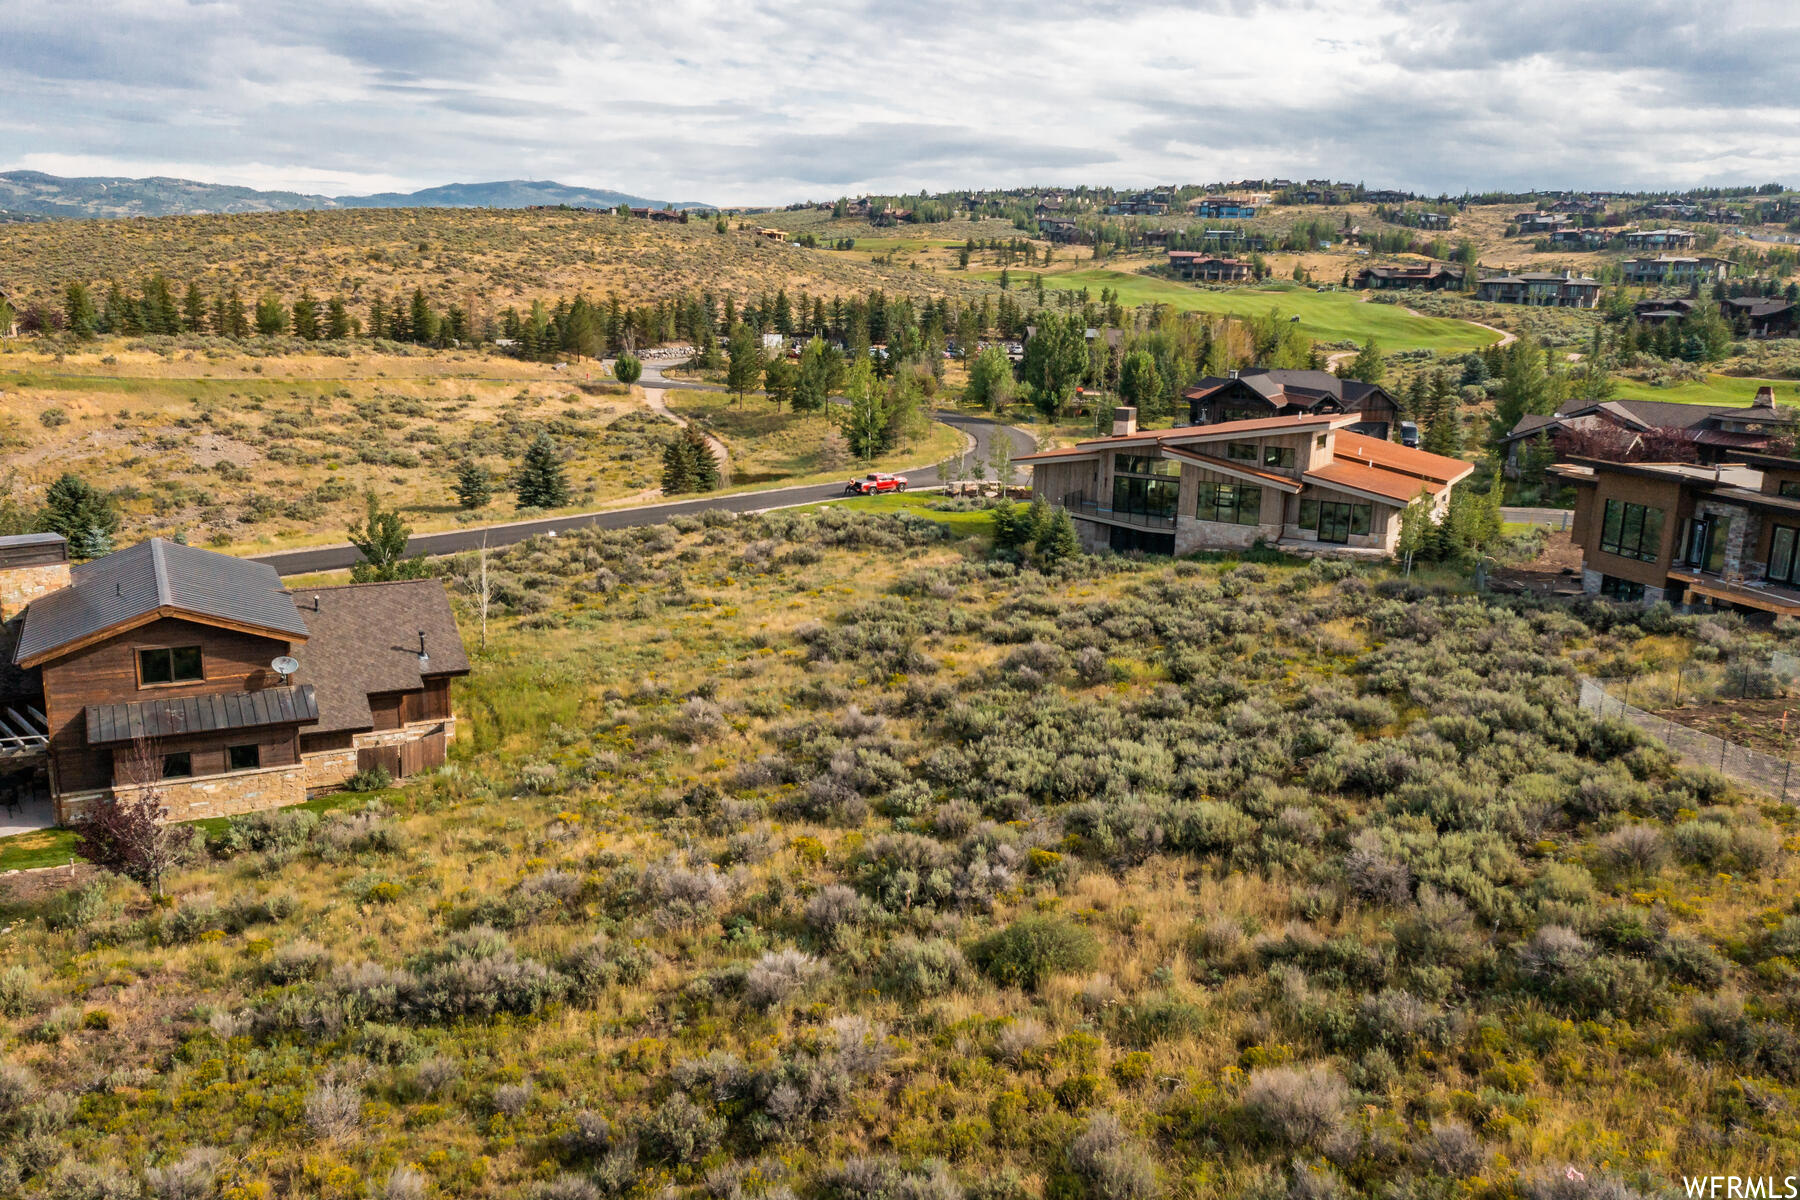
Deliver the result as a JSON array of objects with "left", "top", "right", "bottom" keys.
[
  {"left": 0, "top": 826, "right": 80, "bottom": 873},
  {"left": 795, "top": 492, "right": 996, "bottom": 538},
  {"left": 1611, "top": 374, "right": 1800, "bottom": 408}
]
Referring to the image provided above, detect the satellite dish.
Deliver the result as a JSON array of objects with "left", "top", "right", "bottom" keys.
[{"left": 271, "top": 656, "right": 300, "bottom": 680}]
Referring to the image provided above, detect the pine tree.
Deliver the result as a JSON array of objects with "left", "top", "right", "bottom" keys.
[
  {"left": 37, "top": 473, "right": 120, "bottom": 558},
  {"left": 326, "top": 297, "right": 352, "bottom": 340},
  {"left": 1422, "top": 371, "right": 1463, "bottom": 457},
  {"left": 1033, "top": 507, "right": 1082, "bottom": 565},
  {"left": 454, "top": 460, "right": 493, "bottom": 509},
  {"left": 347, "top": 491, "right": 424, "bottom": 582},
  {"left": 840, "top": 359, "right": 888, "bottom": 460},
  {"left": 292, "top": 291, "right": 320, "bottom": 340},
  {"left": 661, "top": 434, "right": 697, "bottom": 495},
  {"left": 514, "top": 433, "right": 570, "bottom": 509},
  {"left": 613, "top": 352, "right": 642, "bottom": 385},
  {"left": 63, "top": 282, "right": 98, "bottom": 339},
  {"left": 689, "top": 427, "right": 721, "bottom": 490},
  {"left": 725, "top": 322, "right": 763, "bottom": 405},
  {"left": 181, "top": 282, "right": 208, "bottom": 333}
]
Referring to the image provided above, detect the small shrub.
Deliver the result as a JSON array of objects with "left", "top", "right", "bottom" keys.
[
  {"left": 493, "top": 1080, "right": 534, "bottom": 1117},
  {"left": 303, "top": 1081, "right": 362, "bottom": 1140},
  {"left": 1241, "top": 1065, "right": 1350, "bottom": 1148},
  {"left": 879, "top": 937, "right": 970, "bottom": 1001},
  {"left": 1065, "top": 1111, "right": 1159, "bottom": 1200},
  {"left": 145, "top": 1147, "right": 222, "bottom": 1200},
  {"left": 1413, "top": 1118, "right": 1485, "bottom": 1177},
  {"left": 1598, "top": 825, "right": 1666, "bottom": 874},
  {"left": 970, "top": 916, "right": 1100, "bottom": 990},
  {"left": 381, "top": 1166, "right": 429, "bottom": 1200},
  {"left": 641, "top": 1092, "right": 725, "bottom": 1164},
  {"left": 346, "top": 765, "right": 393, "bottom": 793},
  {"left": 744, "top": 948, "right": 825, "bottom": 1010},
  {"left": 0, "top": 966, "right": 38, "bottom": 1017}
]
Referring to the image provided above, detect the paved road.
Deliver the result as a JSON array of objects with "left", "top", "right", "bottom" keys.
[
  {"left": 251, "top": 371, "right": 1036, "bottom": 576},
  {"left": 1502, "top": 506, "right": 1573, "bottom": 529}
]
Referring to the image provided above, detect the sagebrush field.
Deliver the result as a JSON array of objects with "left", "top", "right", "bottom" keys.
[{"left": 3, "top": 504, "right": 1796, "bottom": 1200}]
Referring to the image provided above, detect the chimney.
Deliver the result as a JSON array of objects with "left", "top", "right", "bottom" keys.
[
  {"left": 1755, "top": 385, "right": 1776, "bottom": 409},
  {"left": 1112, "top": 406, "right": 1138, "bottom": 437},
  {"left": 0, "top": 533, "right": 71, "bottom": 621}
]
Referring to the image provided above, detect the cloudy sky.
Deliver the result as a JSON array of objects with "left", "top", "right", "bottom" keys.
[{"left": 3, "top": 0, "right": 1797, "bottom": 205}]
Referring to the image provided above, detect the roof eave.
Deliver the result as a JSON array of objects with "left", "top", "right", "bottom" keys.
[{"left": 16, "top": 604, "right": 309, "bottom": 670}]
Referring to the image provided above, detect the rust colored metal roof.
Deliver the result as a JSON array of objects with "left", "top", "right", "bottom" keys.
[
  {"left": 1306, "top": 460, "right": 1444, "bottom": 505},
  {"left": 1333, "top": 431, "right": 1473, "bottom": 484}
]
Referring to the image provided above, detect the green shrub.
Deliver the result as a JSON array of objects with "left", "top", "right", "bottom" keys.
[{"left": 970, "top": 916, "right": 1100, "bottom": 990}]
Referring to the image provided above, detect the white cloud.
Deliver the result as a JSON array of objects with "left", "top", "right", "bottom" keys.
[{"left": 1, "top": 0, "right": 1797, "bottom": 204}]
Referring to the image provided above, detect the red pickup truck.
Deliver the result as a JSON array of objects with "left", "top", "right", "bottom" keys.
[{"left": 844, "top": 472, "right": 908, "bottom": 495}]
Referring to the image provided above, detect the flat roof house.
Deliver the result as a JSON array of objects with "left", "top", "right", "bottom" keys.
[
  {"left": 1475, "top": 272, "right": 1602, "bottom": 308},
  {"left": 1621, "top": 255, "right": 1734, "bottom": 285},
  {"left": 1167, "top": 251, "right": 1252, "bottom": 281},
  {"left": 1183, "top": 367, "right": 1401, "bottom": 440},
  {"left": 1354, "top": 262, "right": 1465, "bottom": 291},
  {"left": 1554, "top": 449, "right": 1800, "bottom": 613},
  {"left": 1018, "top": 410, "right": 1470, "bottom": 558},
  {"left": 1624, "top": 228, "right": 1698, "bottom": 250},
  {"left": 0, "top": 536, "right": 469, "bottom": 824}
]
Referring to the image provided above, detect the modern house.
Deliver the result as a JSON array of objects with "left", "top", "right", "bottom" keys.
[
  {"left": 1475, "top": 272, "right": 1602, "bottom": 308},
  {"left": 1500, "top": 388, "right": 1798, "bottom": 475},
  {"left": 1167, "top": 251, "right": 1252, "bottom": 281},
  {"left": 1183, "top": 368, "right": 1402, "bottom": 439},
  {"left": 1549, "top": 228, "right": 1612, "bottom": 249},
  {"left": 1039, "top": 218, "right": 1086, "bottom": 244},
  {"left": 1632, "top": 297, "right": 1700, "bottom": 326},
  {"left": 1018, "top": 410, "right": 1471, "bottom": 557},
  {"left": 1354, "top": 262, "right": 1465, "bottom": 291},
  {"left": 1621, "top": 256, "right": 1733, "bottom": 285},
  {"left": 1554, "top": 451, "right": 1800, "bottom": 612},
  {"left": 0, "top": 535, "right": 469, "bottom": 824},
  {"left": 1415, "top": 210, "right": 1453, "bottom": 230},
  {"left": 1515, "top": 213, "right": 1571, "bottom": 234},
  {"left": 1722, "top": 298, "right": 1798, "bottom": 339},
  {"left": 1190, "top": 198, "right": 1258, "bottom": 220},
  {"left": 1624, "top": 228, "right": 1698, "bottom": 251}
]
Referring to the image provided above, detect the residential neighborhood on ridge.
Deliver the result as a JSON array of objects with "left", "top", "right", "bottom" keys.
[{"left": 6, "top": 5, "right": 1800, "bottom": 1193}]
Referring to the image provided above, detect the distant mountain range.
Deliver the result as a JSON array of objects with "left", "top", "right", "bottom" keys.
[{"left": 0, "top": 172, "right": 713, "bottom": 220}]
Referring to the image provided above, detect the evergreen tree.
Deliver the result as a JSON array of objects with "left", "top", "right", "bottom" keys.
[
  {"left": 181, "top": 281, "right": 208, "bottom": 333},
  {"left": 325, "top": 297, "right": 352, "bottom": 340},
  {"left": 409, "top": 288, "right": 438, "bottom": 345},
  {"left": 1422, "top": 371, "right": 1463, "bottom": 457},
  {"left": 63, "top": 282, "right": 98, "bottom": 339},
  {"left": 1491, "top": 338, "right": 1554, "bottom": 447},
  {"left": 254, "top": 293, "right": 288, "bottom": 336},
  {"left": 514, "top": 433, "right": 570, "bottom": 508},
  {"left": 764, "top": 356, "right": 797, "bottom": 411},
  {"left": 37, "top": 473, "right": 120, "bottom": 559},
  {"left": 725, "top": 322, "right": 763, "bottom": 405},
  {"left": 225, "top": 290, "right": 249, "bottom": 338},
  {"left": 794, "top": 337, "right": 836, "bottom": 414},
  {"left": 1020, "top": 312, "right": 1087, "bottom": 419},
  {"left": 454, "top": 460, "right": 493, "bottom": 510},
  {"left": 291, "top": 291, "right": 320, "bottom": 340},
  {"left": 661, "top": 433, "right": 697, "bottom": 495},
  {"left": 1033, "top": 507, "right": 1082, "bottom": 565},
  {"left": 613, "top": 352, "right": 642, "bottom": 385},
  {"left": 1342, "top": 339, "right": 1386, "bottom": 385},
  {"left": 840, "top": 358, "right": 888, "bottom": 460}
]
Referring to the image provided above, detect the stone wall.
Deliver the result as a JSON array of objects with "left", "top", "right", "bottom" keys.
[
  {"left": 303, "top": 747, "right": 359, "bottom": 791},
  {"left": 59, "top": 763, "right": 307, "bottom": 825},
  {"left": 0, "top": 562, "right": 71, "bottom": 621},
  {"left": 1174, "top": 518, "right": 1282, "bottom": 555}
]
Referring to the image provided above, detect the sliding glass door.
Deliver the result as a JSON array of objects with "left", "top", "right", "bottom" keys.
[{"left": 1316, "top": 501, "right": 1371, "bottom": 544}]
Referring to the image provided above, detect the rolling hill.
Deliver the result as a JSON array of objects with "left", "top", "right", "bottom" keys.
[{"left": 0, "top": 171, "right": 710, "bottom": 220}]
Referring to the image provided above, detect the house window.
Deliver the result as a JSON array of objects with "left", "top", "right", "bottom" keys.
[
  {"left": 1599, "top": 576, "right": 1646, "bottom": 602},
  {"left": 1112, "top": 452, "right": 1177, "bottom": 478},
  {"left": 228, "top": 744, "right": 261, "bottom": 772},
  {"left": 1298, "top": 499, "right": 1318, "bottom": 530},
  {"left": 1779, "top": 480, "right": 1800, "bottom": 499},
  {"left": 1226, "top": 441, "right": 1257, "bottom": 462},
  {"left": 161, "top": 752, "right": 193, "bottom": 779},
  {"left": 1196, "top": 482, "right": 1262, "bottom": 525},
  {"left": 140, "top": 646, "right": 203, "bottom": 686},
  {"left": 1599, "top": 499, "right": 1665, "bottom": 563},
  {"left": 1262, "top": 445, "right": 1295, "bottom": 469},
  {"left": 1770, "top": 526, "right": 1799, "bottom": 586}
]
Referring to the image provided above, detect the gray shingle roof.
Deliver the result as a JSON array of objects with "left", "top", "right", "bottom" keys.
[
  {"left": 86, "top": 684, "right": 318, "bottom": 746},
  {"left": 14, "top": 538, "right": 311, "bottom": 666},
  {"left": 288, "top": 580, "right": 469, "bottom": 735}
]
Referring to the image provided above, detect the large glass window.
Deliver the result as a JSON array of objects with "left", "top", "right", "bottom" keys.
[
  {"left": 1599, "top": 576, "right": 1646, "bottom": 601},
  {"left": 1196, "top": 482, "right": 1262, "bottom": 525},
  {"left": 140, "top": 646, "right": 203, "bottom": 685},
  {"left": 1227, "top": 441, "right": 1257, "bottom": 462},
  {"left": 1263, "top": 445, "right": 1296, "bottom": 468},
  {"left": 1112, "top": 475, "right": 1179, "bottom": 520},
  {"left": 1770, "top": 526, "right": 1798, "bottom": 585},
  {"left": 1113, "top": 452, "right": 1177, "bottom": 478},
  {"left": 1298, "top": 499, "right": 1318, "bottom": 530},
  {"left": 1316, "top": 501, "right": 1372, "bottom": 543},
  {"left": 1599, "top": 499, "right": 1664, "bottom": 563}
]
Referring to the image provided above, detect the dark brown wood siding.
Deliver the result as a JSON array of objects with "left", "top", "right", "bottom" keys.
[
  {"left": 40, "top": 616, "right": 297, "bottom": 793},
  {"left": 1572, "top": 472, "right": 1690, "bottom": 588}
]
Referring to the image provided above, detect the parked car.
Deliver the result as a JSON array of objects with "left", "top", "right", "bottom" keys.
[
  {"left": 1398, "top": 420, "right": 1420, "bottom": 448},
  {"left": 845, "top": 472, "right": 908, "bottom": 495}
]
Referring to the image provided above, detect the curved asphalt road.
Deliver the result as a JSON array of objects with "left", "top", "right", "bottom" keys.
[{"left": 251, "top": 364, "right": 1036, "bottom": 577}]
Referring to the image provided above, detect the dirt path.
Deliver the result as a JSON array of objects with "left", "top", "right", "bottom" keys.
[
  {"left": 1455, "top": 315, "right": 1517, "bottom": 348},
  {"left": 642, "top": 386, "right": 732, "bottom": 482}
]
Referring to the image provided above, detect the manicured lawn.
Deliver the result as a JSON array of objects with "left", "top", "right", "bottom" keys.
[
  {"left": 981, "top": 269, "right": 1503, "bottom": 355},
  {"left": 798, "top": 492, "right": 997, "bottom": 539},
  {"left": 664, "top": 391, "right": 967, "bottom": 488},
  {"left": 1611, "top": 374, "right": 1800, "bottom": 408}
]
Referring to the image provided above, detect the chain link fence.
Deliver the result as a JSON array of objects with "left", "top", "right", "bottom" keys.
[{"left": 1579, "top": 676, "right": 1798, "bottom": 801}]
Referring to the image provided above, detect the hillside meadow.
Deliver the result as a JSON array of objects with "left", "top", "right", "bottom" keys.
[
  {"left": 0, "top": 341, "right": 951, "bottom": 551},
  {"left": 3, "top": 502, "right": 1798, "bottom": 1199}
]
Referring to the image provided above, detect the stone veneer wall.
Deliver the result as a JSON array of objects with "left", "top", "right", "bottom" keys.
[
  {"left": 59, "top": 763, "right": 307, "bottom": 824},
  {"left": 0, "top": 562, "right": 71, "bottom": 621}
]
